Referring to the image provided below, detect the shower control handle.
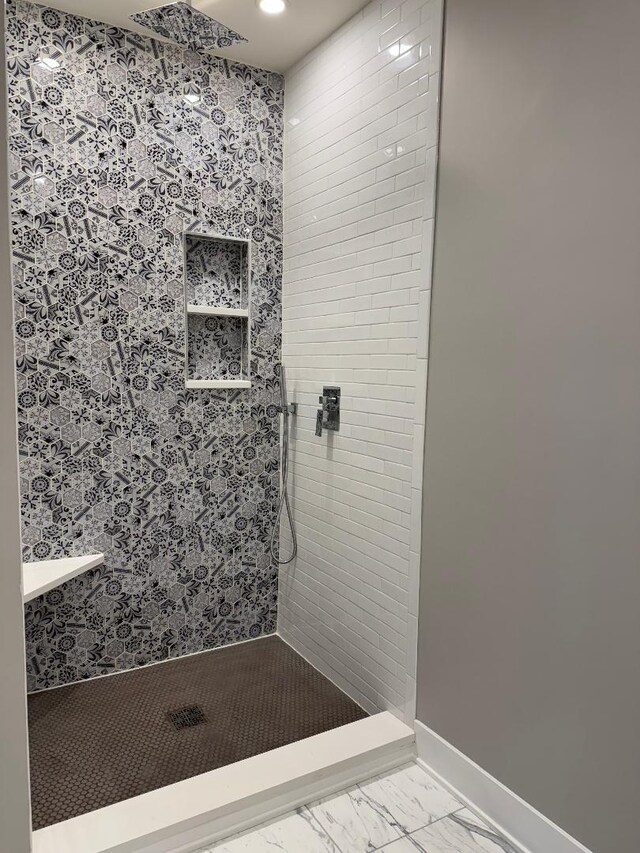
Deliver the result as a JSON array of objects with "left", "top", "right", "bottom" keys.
[{"left": 316, "top": 386, "right": 340, "bottom": 437}]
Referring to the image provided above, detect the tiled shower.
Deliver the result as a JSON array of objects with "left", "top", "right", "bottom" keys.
[
  {"left": 0, "top": 0, "right": 628, "bottom": 850},
  {"left": 281, "top": 0, "right": 439, "bottom": 720},
  {"left": 9, "top": 0, "right": 284, "bottom": 691},
  {"left": 5, "top": 0, "right": 441, "bottom": 835}
]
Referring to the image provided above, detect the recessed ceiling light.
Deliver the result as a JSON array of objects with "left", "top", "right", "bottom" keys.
[
  {"left": 257, "top": 0, "right": 287, "bottom": 15},
  {"left": 39, "top": 56, "right": 59, "bottom": 69}
]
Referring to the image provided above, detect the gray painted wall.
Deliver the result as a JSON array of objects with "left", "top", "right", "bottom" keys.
[
  {"left": 0, "top": 6, "right": 32, "bottom": 849},
  {"left": 417, "top": 1, "right": 640, "bottom": 852}
]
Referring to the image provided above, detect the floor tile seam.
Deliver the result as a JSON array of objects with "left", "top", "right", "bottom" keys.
[
  {"left": 350, "top": 775, "right": 424, "bottom": 837},
  {"left": 299, "top": 798, "right": 355, "bottom": 853},
  {"left": 371, "top": 804, "right": 468, "bottom": 850},
  {"left": 405, "top": 804, "right": 467, "bottom": 835}
]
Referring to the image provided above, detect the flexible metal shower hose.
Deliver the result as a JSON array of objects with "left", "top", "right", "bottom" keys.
[{"left": 270, "top": 368, "right": 297, "bottom": 565}]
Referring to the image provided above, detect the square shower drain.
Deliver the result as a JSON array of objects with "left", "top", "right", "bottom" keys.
[{"left": 167, "top": 704, "right": 208, "bottom": 730}]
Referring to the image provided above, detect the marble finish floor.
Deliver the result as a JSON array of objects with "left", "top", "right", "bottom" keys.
[{"left": 201, "top": 763, "right": 521, "bottom": 852}]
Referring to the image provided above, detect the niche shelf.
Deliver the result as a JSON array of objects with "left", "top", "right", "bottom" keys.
[
  {"left": 23, "top": 553, "right": 105, "bottom": 603},
  {"left": 186, "top": 305, "right": 249, "bottom": 319},
  {"left": 184, "top": 233, "right": 251, "bottom": 389}
]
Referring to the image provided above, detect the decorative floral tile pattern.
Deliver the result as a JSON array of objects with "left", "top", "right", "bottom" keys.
[
  {"left": 187, "top": 314, "right": 248, "bottom": 381},
  {"left": 186, "top": 235, "right": 247, "bottom": 309},
  {"left": 6, "top": 0, "right": 283, "bottom": 691},
  {"left": 131, "top": 2, "right": 247, "bottom": 52}
]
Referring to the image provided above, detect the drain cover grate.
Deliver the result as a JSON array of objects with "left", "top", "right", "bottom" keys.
[{"left": 167, "top": 705, "right": 207, "bottom": 730}]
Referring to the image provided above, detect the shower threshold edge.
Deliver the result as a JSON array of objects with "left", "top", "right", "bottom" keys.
[{"left": 31, "top": 711, "right": 414, "bottom": 853}]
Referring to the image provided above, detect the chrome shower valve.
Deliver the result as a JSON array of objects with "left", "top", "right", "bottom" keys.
[{"left": 316, "top": 386, "right": 340, "bottom": 436}]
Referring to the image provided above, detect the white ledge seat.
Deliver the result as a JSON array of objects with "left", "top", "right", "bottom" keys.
[{"left": 23, "top": 554, "right": 105, "bottom": 603}]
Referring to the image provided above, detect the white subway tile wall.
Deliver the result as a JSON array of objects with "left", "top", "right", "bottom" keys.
[{"left": 279, "top": 0, "right": 443, "bottom": 720}]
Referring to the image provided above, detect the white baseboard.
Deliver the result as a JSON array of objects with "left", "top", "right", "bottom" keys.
[
  {"left": 33, "top": 713, "right": 414, "bottom": 853},
  {"left": 414, "top": 720, "right": 593, "bottom": 853}
]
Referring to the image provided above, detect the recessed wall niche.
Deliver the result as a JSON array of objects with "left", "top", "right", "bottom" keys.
[{"left": 184, "top": 233, "right": 251, "bottom": 389}]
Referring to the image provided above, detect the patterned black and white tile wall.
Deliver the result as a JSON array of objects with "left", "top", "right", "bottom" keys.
[
  {"left": 185, "top": 235, "right": 248, "bottom": 309},
  {"left": 187, "top": 314, "right": 248, "bottom": 381},
  {"left": 6, "top": 0, "right": 284, "bottom": 691}
]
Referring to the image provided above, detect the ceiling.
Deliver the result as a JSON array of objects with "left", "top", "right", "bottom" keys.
[{"left": 34, "top": 0, "right": 372, "bottom": 73}]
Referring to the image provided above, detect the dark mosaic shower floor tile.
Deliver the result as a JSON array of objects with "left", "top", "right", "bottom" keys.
[{"left": 27, "top": 635, "right": 368, "bottom": 829}]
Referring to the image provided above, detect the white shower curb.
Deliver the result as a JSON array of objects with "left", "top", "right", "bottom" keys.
[{"left": 32, "top": 712, "right": 414, "bottom": 853}]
